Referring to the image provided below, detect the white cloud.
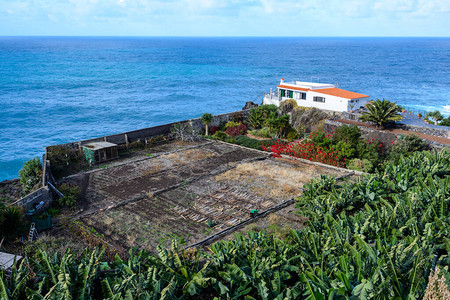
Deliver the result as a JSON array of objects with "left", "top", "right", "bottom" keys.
[
  {"left": 0, "top": 0, "right": 448, "bottom": 35},
  {"left": 416, "top": 0, "right": 450, "bottom": 13},
  {"left": 341, "top": 0, "right": 374, "bottom": 17},
  {"left": 373, "top": 0, "right": 417, "bottom": 12}
]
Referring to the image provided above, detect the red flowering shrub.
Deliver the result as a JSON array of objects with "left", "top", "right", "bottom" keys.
[
  {"left": 225, "top": 124, "right": 248, "bottom": 136},
  {"left": 261, "top": 135, "right": 345, "bottom": 168},
  {"left": 209, "top": 125, "right": 219, "bottom": 135}
]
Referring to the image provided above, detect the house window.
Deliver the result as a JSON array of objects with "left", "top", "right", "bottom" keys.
[
  {"left": 294, "top": 91, "right": 305, "bottom": 100},
  {"left": 280, "top": 89, "right": 285, "bottom": 97},
  {"left": 288, "top": 91, "right": 293, "bottom": 98},
  {"left": 313, "top": 96, "right": 325, "bottom": 103}
]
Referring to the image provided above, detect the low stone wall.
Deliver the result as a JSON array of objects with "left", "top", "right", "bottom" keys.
[
  {"left": 324, "top": 120, "right": 448, "bottom": 148},
  {"left": 47, "top": 110, "right": 249, "bottom": 151},
  {"left": 10, "top": 187, "right": 51, "bottom": 211},
  {"left": 326, "top": 112, "right": 449, "bottom": 139},
  {"left": 324, "top": 119, "right": 364, "bottom": 134},
  {"left": 396, "top": 124, "right": 450, "bottom": 139}
]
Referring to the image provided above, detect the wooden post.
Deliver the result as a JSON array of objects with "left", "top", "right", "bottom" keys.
[{"left": 125, "top": 134, "right": 129, "bottom": 148}]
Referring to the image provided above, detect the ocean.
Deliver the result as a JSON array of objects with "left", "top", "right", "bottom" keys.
[{"left": 0, "top": 37, "right": 449, "bottom": 180}]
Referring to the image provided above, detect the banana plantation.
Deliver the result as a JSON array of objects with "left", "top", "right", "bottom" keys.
[{"left": 1, "top": 150, "right": 449, "bottom": 299}]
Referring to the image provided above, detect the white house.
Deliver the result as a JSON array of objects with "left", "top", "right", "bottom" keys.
[{"left": 263, "top": 78, "right": 370, "bottom": 113}]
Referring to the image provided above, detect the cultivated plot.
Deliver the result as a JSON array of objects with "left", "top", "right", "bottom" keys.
[
  {"left": 82, "top": 141, "right": 263, "bottom": 212},
  {"left": 80, "top": 141, "right": 354, "bottom": 252}
]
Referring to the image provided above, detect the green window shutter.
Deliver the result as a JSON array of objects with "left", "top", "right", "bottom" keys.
[
  {"left": 289, "top": 91, "right": 293, "bottom": 98},
  {"left": 281, "top": 90, "right": 285, "bottom": 97}
]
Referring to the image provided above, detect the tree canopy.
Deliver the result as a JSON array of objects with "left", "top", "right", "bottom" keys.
[
  {"left": 358, "top": 98, "right": 403, "bottom": 128},
  {"left": 201, "top": 113, "right": 213, "bottom": 135}
]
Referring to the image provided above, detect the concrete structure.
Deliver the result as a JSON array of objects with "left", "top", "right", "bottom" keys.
[
  {"left": 263, "top": 78, "right": 370, "bottom": 112},
  {"left": 83, "top": 141, "right": 119, "bottom": 165},
  {"left": 0, "top": 252, "right": 22, "bottom": 270}
]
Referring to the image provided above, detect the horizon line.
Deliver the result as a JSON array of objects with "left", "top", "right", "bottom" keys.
[{"left": 1, "top": 35, "right": 449, "bottom": 38}]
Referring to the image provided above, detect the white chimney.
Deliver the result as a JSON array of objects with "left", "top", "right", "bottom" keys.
[{"left": 280, "top": 78, "right": 284, "bottom": 84}]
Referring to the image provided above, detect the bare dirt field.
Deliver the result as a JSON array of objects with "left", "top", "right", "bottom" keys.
[{"left": 76, "top": 139, "right": 357, "bottom": 253}]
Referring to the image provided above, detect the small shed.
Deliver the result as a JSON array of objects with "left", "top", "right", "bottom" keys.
[
  {"left": 0, "top": 252, "right": 22, "bottom": 270},
  {"left": 83, "top": 141, "right": 118, "bottom": 165}
]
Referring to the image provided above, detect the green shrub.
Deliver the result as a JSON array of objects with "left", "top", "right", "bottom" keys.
[
  {"left": 19, "top": 157, "right": 42, "bottom": 194},
  {"left": 0, "top": 205, "right": 24, "bottom": 238},
  {"left": 357, "top": 140, "right": 380, "bottom": 161},
  {"left": 56, "top": 183, "right": 80, "bottom": 207},
  {"left": 47, "top": 146, "right": 88, "bottom": 179},
  {"left": 225, "top": 137, "right": 236, "bottom": 144},
  {"left": 310, "top": 130, "right": 333, "bottom": 148},
  {"left": 387, "top": 134, "right": 430, "bottom": 165},
  {"left": 224, "top": 121, "right": 241, "bottom": 128},
  {"left": 267, "top": 114, "right": 291, "bottom": 138},
  {"left": 347, "top": 158, "right": 373, "bottom": 173},
  {"left": 248, "top": 105, "right": 278, "bottom": 129},
  {"left": 213, "top": 130, "right": 229, "bottom": 141},
  {"left": 286, "top": 129, "right": 299, "bottom": 141},
  {"left": 234, "top": 135, "right": 261, "bottom": 149},
  {"left": 234, "top": 135, "right": 282, "bottom": 151},
  {"left": 335, "top": 141, "right": 356, "bottom": 159},
  {"left": 47, "top": 207, "right": 60, "bottom": 216},
  {"left": 248, "top": 127, "right": 272, "bottom": 138},
  {"left": 332, "top": 125, "right": 361, "bottom": 147},
  {"left": 439, "top": 116, "right": 450, "bottom": 126}
]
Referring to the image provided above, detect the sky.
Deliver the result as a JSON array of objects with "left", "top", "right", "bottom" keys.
[{"left": 0, "top": 0, "right": 449, "bottom": 36}]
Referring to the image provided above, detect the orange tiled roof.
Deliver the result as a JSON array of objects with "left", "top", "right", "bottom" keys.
[
  {"left": 277, "top": 84, "right": 309, "bottom": 92},
  {"left": 313, "top": 88, "right": 369, "bottom": 99},
  {"left": 278, "top": 85, "right": 368, "bottom": 99}
]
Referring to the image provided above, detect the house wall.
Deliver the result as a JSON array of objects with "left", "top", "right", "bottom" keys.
[
  {"left": 275, "top": 88, "right": 370, "bottom": 112},
  {"left": 262, "top": 96, "right": 281, "bottom": 106},
  {"left": 350, "top": 97, "right": 370, "bottom": 111},
  {"left": 278, "top": 92, "right": 349, "bottom": 112}
]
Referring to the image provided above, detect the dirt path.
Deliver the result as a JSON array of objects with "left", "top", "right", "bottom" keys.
[{"left": 336, "top": 119, "right": 450, "bottom": 146}]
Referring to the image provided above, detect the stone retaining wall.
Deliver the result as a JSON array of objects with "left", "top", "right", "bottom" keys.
[
  {"left": 10, "top": 187, "right": 51, "bottom": 211},
  {"left": 324, "top": 120, "right": 448, "bottom": 148},
  {"left": 47, "top": 110, "right": 249, "bottom": 151},
  {"left": 396, "top": 124, "right": 450, "bottom": 139}
]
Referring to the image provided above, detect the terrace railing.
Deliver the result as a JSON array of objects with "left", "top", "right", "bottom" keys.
[{"left": 263, "top": 92, "right": 281, "bottom": 106}]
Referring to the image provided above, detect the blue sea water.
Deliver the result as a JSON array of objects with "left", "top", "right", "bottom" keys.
[{"left": 0, "top": 37, "right": 449, "bottom": 180}]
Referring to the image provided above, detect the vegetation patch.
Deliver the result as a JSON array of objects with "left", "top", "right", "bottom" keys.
[
  {"left": 47, "top": 146, "right": 88, "bottom": 179},
  {"left": 18, "top": 157, "right": 42, "bottom": 194}
]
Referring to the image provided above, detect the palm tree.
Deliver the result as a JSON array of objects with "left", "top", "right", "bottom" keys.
[
  {"left": 200, "top": 113, "right": 213, "bottom": 136},
  {"left": 426, "top": 110, "right": 443, "bottom": 125},
  {"left": 358, "top": 99, "right": 403, "bottom": 129}
]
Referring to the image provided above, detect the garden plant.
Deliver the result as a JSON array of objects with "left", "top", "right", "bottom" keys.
[
  {"left": 359, "top": 99, "right": 403, "bottom": 128},
  {"left": 1, "top": 149, "right": 448, "bottom": 299}
]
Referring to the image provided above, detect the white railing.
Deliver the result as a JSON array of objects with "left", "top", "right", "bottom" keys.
[
  {"left": 263, "top": 92, "right": 279, "bottom": 99},
  {"left": 263, "top": 93, "right": 281, "bottom": 106}
]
